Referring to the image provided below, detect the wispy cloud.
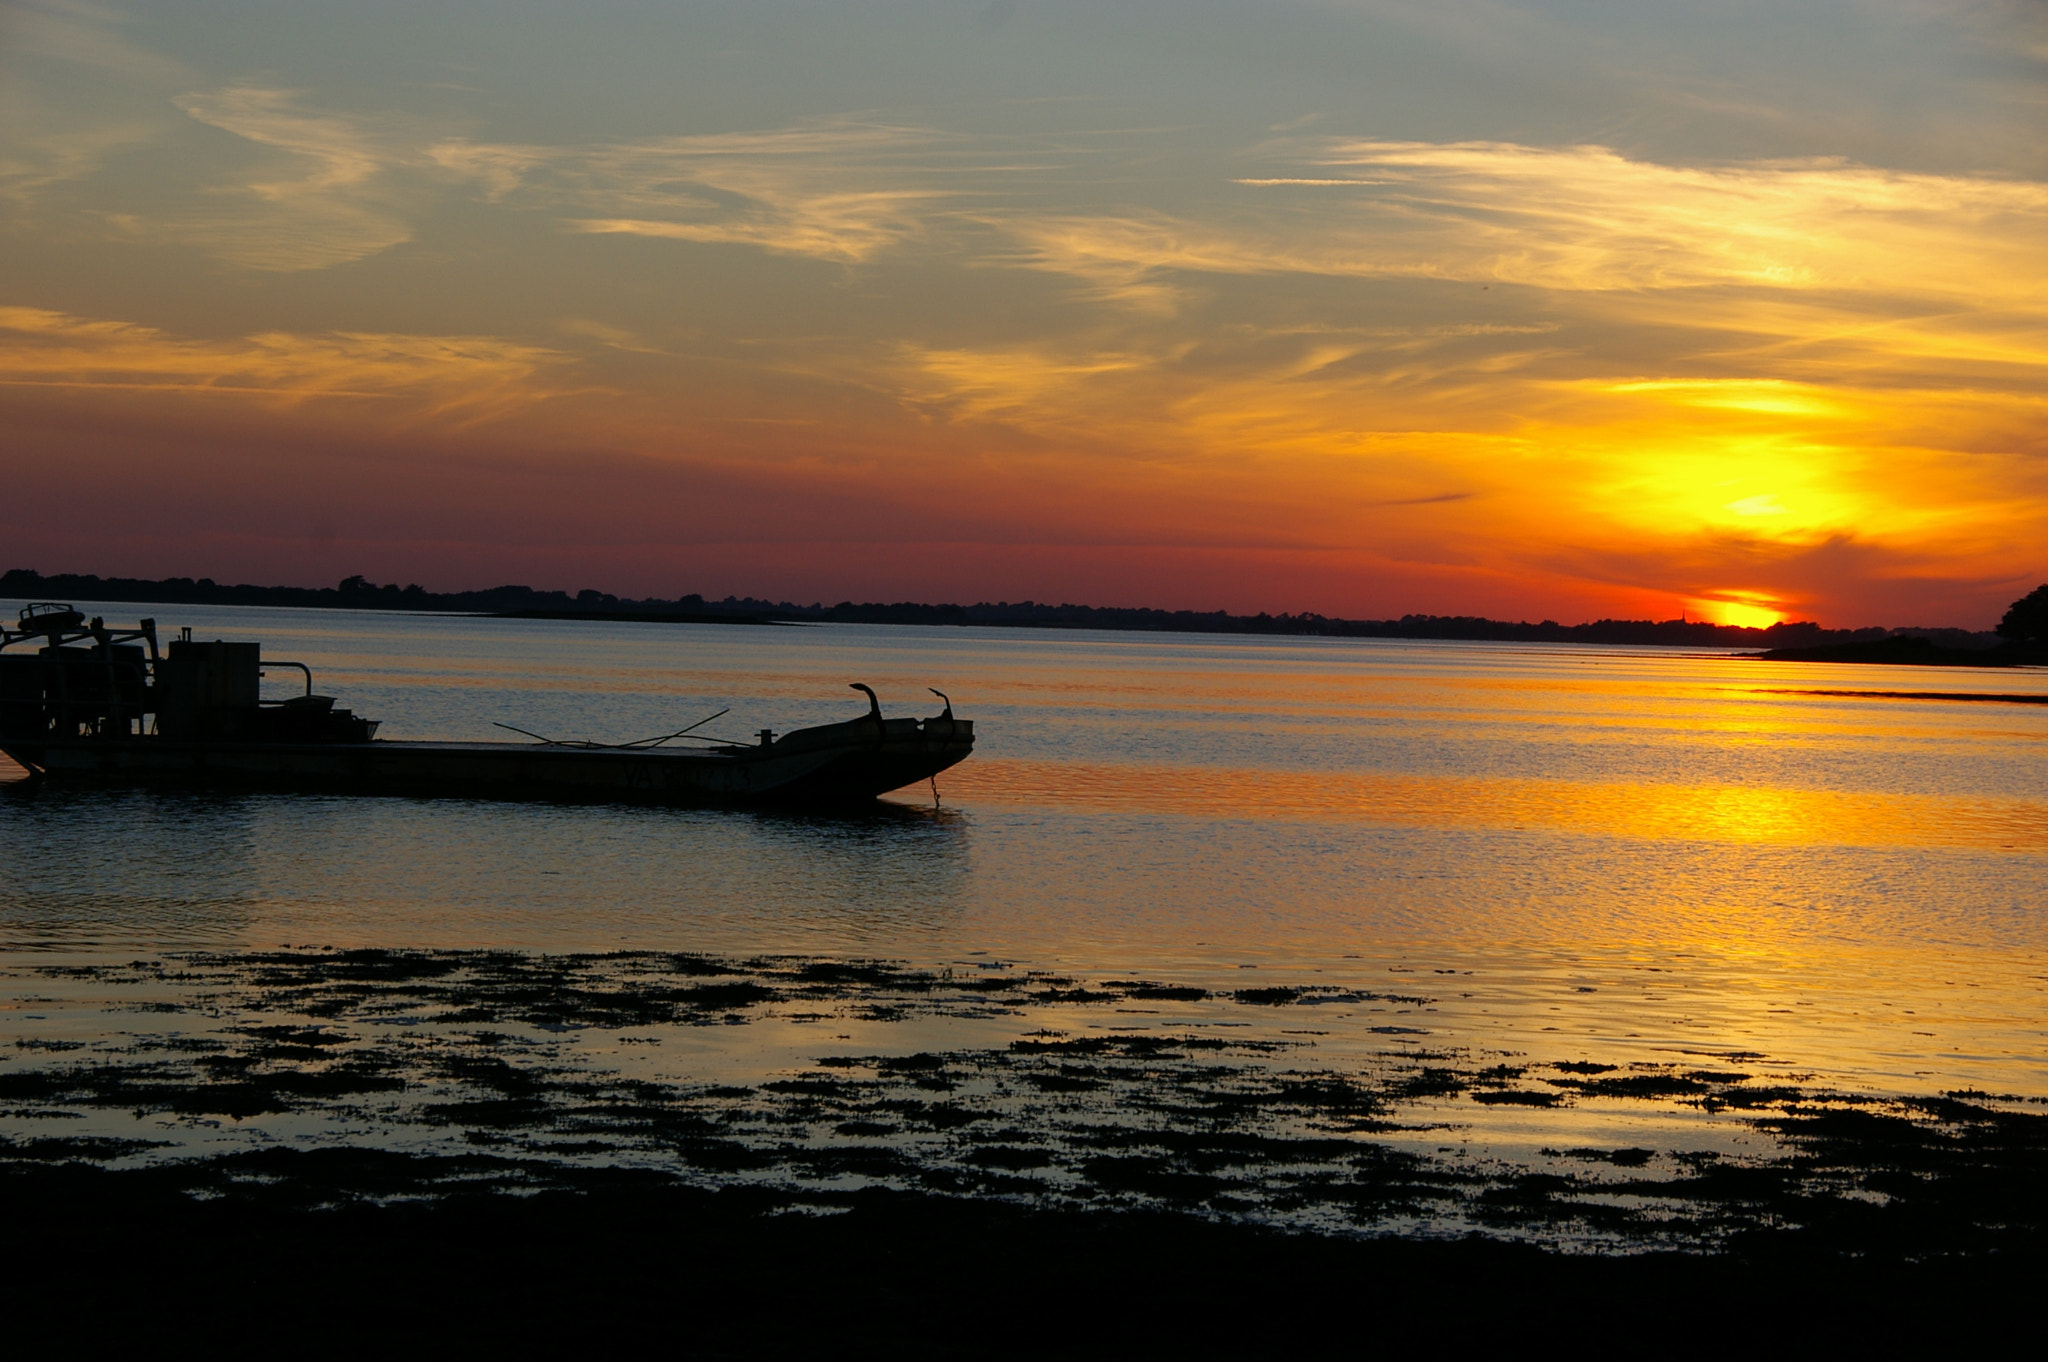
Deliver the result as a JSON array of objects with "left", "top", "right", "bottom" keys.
[
  {"left": 0, "top": 99, "right": 159, "bottom": 203},
  {"left": 0, "top": 3, "right": 186, "bottom": 204},
  {"left": 11, "top": 84, "right": 963, "bottom": 272},
  {"left": 0, "top": 306, "right": 576, "bottom": 418},
  {"left": 164, "top": 86, "right": 413, "bottom": 270},
  {"left": 994, "top": 140, "right": 2048, "bottom": 318},
  {"left": 1300, "top": 140, "right": 2048, "bottom": 300},
  {"left": 989, "top": 213, "right": 1288, "bottom": 310},
  {"left": 889, "top": 342, "right": 1155, "bottom": 425},
  {"left": 421, "top": 139, "right": 550, "bottom": 201},
  {"left": 434, "top": 122, "right": 951, "bottom": 264},
  {"left": 5, "top": 0, "right": 189, "bottom": 83}
]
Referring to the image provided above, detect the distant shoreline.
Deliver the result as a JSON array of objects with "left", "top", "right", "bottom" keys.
[
  {"left": 495, "top": 606, "right": 780, "bottom": 626},
  {"left": 1, "top": 567, "right": 2012, "bottom": 653}
]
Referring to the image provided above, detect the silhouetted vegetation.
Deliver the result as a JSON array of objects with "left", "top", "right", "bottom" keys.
[
  {"left": 0, "top": 568, "right": 2009, "bottom": 649},
  {"left": 1998, "top": 582, "right": 2048, "bottom": 648}
]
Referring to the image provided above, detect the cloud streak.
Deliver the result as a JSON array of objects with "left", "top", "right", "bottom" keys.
[
  {"left": 164, "top": 86, "right": 414, "bottom": 270},
  {"left": 995, "top": 140, "right": 2048, "bottom": 320},
  {"left": 0, "top": 307, "right": 577, "bottom": 419},
  {"left": 1301, "top": 140, "right": 2048, "bottom": 300},
  {"left": 433, "top": 122, "right": 953, "bottom": 265}
]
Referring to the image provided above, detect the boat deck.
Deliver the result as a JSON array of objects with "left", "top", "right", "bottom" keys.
[{"left": 4, "top": 724, "right": 973, "bottom": 806}]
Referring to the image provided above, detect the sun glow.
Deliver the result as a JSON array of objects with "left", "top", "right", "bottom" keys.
[
  {"left": 1725, "top": 494, "right": 1790, "bottom": 518},
  {"left": 1692, "top": 599, "right": 1786, "bottom": 629}
]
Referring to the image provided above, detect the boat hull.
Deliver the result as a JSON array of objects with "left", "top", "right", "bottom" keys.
[{"left": 0, "top": 726, "right": 973, "bottom": 806}]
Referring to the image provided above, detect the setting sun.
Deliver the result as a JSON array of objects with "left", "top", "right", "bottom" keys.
[{"left": 1691, "top": 598, "right": 1787, "bottom": 629}]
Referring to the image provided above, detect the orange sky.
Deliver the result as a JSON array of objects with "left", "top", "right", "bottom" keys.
[{"left": 4, "top": 1, "right": 2045, "bottom": 626}]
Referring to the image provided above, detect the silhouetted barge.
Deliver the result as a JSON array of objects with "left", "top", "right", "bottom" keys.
[{"left": 0, "top": 605, "right": 973, "bottom": 804}]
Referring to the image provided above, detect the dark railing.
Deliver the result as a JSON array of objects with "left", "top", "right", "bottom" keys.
[{"left": 260, "top": 661, "right": 315, "bottom": 700}]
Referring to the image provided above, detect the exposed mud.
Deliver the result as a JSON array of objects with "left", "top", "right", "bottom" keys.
[{"left": 1, "top": 947, "right": 2043, "bottom": 1265}]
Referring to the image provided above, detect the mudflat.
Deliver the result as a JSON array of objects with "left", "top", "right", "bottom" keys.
[{"left": 2, "top": 947, "right": 2042, "bottom": 1346}]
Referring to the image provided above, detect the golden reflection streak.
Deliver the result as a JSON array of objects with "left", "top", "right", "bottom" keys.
[{"left": 943, "top": 760, "right": 2048, "bottom": 850}]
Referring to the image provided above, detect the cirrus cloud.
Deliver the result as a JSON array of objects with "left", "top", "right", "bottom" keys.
[{"left": 0, "top": 306, "right": 578, "bottom": 420}]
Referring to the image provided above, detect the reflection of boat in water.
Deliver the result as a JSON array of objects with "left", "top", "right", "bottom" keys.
[{"left": 0, "top": 604, "right": 973, "bottom": 805}]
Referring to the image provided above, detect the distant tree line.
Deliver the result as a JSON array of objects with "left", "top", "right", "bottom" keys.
[{"left": 2, "top": 567, "right": 2025, "bottom": 650}]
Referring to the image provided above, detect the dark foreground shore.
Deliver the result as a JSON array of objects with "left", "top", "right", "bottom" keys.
[
  {"left": 3, "top": 1161, "right": 2039, "bottom": 1352},
  {"left": 5, "top": 948, "right": 2043, "bottom": 1350}
]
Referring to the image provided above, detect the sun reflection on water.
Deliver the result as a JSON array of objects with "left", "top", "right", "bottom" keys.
[{"left": 945, "top": 760, "right": 2047, "bottom": 851}]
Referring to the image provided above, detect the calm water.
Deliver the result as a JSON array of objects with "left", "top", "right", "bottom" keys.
[{"left": 3, "top": 602, "right": 2045, "bottom": 1186}]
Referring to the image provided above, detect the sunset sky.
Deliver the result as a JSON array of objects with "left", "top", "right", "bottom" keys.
[{"left": 3, "top": 1, "right": 2044, "bottom": 626}]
